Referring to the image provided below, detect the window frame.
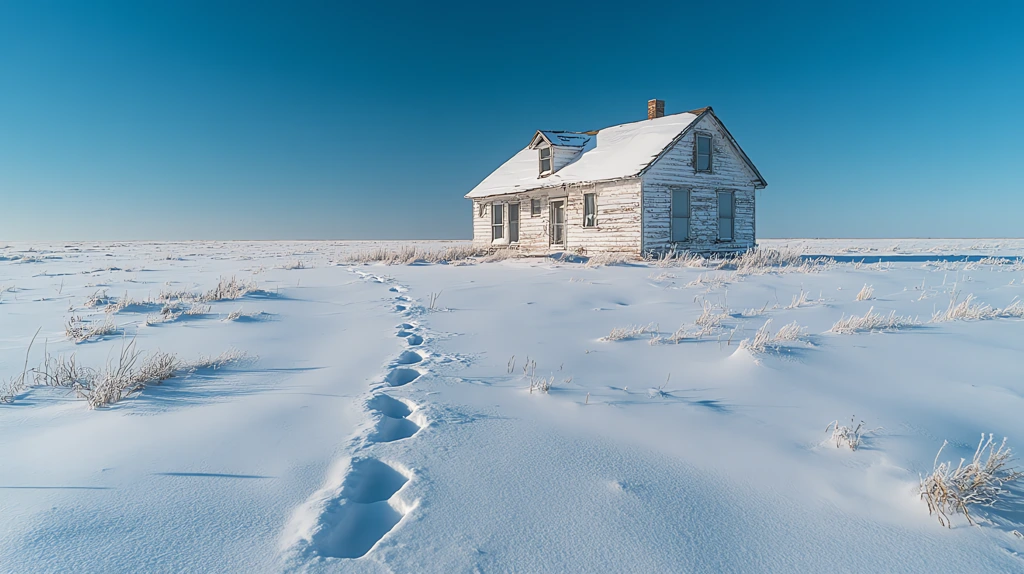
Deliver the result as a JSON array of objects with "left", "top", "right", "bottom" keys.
[
  {"left": 538, "top": 145, "right": 552, "bottom": 176},
  {"left": 491, "top": 203, "right": 504, "bottom": 242},
  {"left": 582, "top": 192, "right": 597, "bottom": 228},
  {"left": 530, "top": 198, "right": 542, "bottom": 217},
  {"left": 695, "top": 133, "right": 713, "bottom": 173},
  {"left": 670, "top": 188, "right": 690, "bottom": 242},
  {"left": 717, "top": 190, "right": 735, "bottom": 242}
]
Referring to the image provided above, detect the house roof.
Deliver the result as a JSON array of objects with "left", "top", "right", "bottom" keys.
[
  {"left": 466, "top": 108, "right": 767, "bottom": 199},
  {"left": 535, "top": 131, "right": 592, "bottom": 147}
]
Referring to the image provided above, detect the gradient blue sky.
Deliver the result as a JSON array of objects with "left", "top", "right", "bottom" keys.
[{"left": 1, "top": 1, "right": 1021, "bottom": 240}]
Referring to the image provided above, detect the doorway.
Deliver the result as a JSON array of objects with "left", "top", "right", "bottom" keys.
[{"left": 549, "top": 199, "right": 566, "bottom": 247}]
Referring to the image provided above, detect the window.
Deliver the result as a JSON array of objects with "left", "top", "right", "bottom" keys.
[
  {"left": 583, "top": 193, "right": 597, "bottom": 227},
  {"left": 508, "top": 203, "right": 520, "bottom": 243},
  {"left": 530, "top": 198, "right": 542, "bottom": 217},
  {"left": 717, "top": 191, "right": 734, "bottom": 241},
  {"left": 671, "top": 189, "right": 690, "bottom": 242},
  {"left": 696, "top": 135, "right": 712, "bottom": 172},
  {"left": 491, "top": 203, "right": 504, "bottom": 241},
  {"left": 539, "top": 146, "right": 552, "bottom": 174}
]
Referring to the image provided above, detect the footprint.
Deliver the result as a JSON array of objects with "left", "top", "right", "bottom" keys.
[
  {"left": 366, "top": 394, "right": 422, "bottom": 443},
  {"left": 307, "top": 458, "right": 412, "bottom": 559},
  {"left": 396, "top": 323, "right": 414, "bottom": 330},
  {"left": 394, "top": 350, "right": 423, "bottom": 365},
  {"left": 385, "top": 368, "right": 421, "bottom": 387},
  {"left": 395, "top": 304, "right": 407, "bottom": 312},
  {"left": 396, "top": 330, "right": 414, "bottom": 338},
  {"left": 404, "top": 334, "right": 423, "bottom": 346},
  {"left": 340, "top": 458, "right": 408, "bottom": 503},
  {"left": 367, "top": 393, "right": 412, "bottom": 419}
]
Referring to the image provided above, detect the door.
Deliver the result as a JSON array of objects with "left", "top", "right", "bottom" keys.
[
  {"left": 508, "top": 203, "right": 520, "bottom": 243},
  {"left": 549, "top": 200, "right": 565, "bottom": 246}
]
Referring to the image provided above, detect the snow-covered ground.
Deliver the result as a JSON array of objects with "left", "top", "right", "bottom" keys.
[{"left": 2, "top": 239, "right": 1024, "bottom": 573}]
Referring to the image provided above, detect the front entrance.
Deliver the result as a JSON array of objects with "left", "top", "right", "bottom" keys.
[{"left": 549, "top": 199, "right": 566, "bottom": 247}]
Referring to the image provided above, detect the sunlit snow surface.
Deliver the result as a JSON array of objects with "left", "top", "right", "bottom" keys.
[{"left": 2, "top": 239, "right": 1024, "bottom": 573}]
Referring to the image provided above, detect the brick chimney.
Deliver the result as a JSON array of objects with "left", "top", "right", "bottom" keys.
[{"left": 648, "top": 99, "right": 665, "bottom": 120}]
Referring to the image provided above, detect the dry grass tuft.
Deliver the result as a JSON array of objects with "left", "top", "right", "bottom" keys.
[
  {"left": 739, "top": 319, "right": 807, "bottom": 354},
  {"left": 930, "top": 288, "right": 1024, "bottom": 322},
  {"left": 825, "top": 417, "right": 878, "bottom": 451},
  {"left": 686, "top": 272, "right": 730, "bottom": 290},
  {"left": 829, "top": 307, "right": 919, "bottom": 334},
  {"left": 695, "top": 301, "right": 728, "bottom": 333},
  {"left": 71, "top": 342, "right": 250, "bottom": 408},
  {"left": 601, "top": 323, "right": 656, "bottom": 342},
  {"left": 66, "top": 315, "right": 118, "bottom": 343},
  {"left": 920, "top": 434, "right": 1024, "bottom": 527},
  {"left": 855, "top": 284, "right": 875, "bottom": 301},
  {"left": 348, "top": 244, "right": 486, "bottom": 265},
  {"left": 584, "top": 253, "right": 636, "bottom": 268}
]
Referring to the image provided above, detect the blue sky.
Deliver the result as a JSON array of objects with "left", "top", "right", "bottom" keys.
[{"left": 1, "top": 1, "right": 1021, "bottom": 240}]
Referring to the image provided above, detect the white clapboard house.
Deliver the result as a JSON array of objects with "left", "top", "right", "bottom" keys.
[{"left": 466, "top": 100, "right": 767, "bottom": 256}]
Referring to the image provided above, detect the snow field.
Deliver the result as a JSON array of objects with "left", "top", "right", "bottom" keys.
[{"left": 2, "top": 239, "right": 1024, "bottom": 572}]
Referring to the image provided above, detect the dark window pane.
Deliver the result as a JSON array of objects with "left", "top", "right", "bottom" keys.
[
  {"left": 492, "top": 204, "right": 503, "bottom": 224},
  {"left": 540, "top": 158, "right": 551, "bottom": 172},
  {"left": 672, "top": 190, "right": 689, "bottom": 217},
  {"left": 672, "top": 217, "right": 688, "bottom": 241},
  {"left": 531, "top": 199, "right": 541, "bottom": 216},
  {"left": 509, "top": 203, "right": 519, "bottom": 242},
  {"left": 697, "top": 136, "right": 711, "bottom": 154},
  {"left": 539, "top": 147, "right": 550, "bottom": 159},
  {"left": 697, "top": 154, "right": 710, "bottom": 171},
  {"left": 719, "top": 218, "right": 733, "bottom": 240},
  {"left": 718, "top": 192, "right": 733, "bottom": 218}
]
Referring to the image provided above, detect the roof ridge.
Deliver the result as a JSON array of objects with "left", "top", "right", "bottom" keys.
[{"left": 586, "top": 109, "right": 703, "bottom": 134}]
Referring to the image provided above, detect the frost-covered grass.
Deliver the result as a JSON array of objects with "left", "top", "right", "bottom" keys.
[
  {"left": 931, "top": 289, "right": 1024, "bottom": 322},
  {"left": 601, "top": 323, "right": 656, "bottom": 341},
  {"left": 34, "top": 339, "right": 250, "bottom": 408},
  {"left": 825, "top": 417, "right": 877, "bottom": 451},
  {"left": 739, "top": 319, "right": 806, "bottom": 354},
  {"left": 583, "top": 252, "right": 636, "bottom": 268},
  {"left": 347, "top": 244, "right": 486, "bottom": 265},
  {"left": 855, "top": 284, "right": 875, "bottom": 301},
  {"left": 829, "top": 307, "right": 920, "bottom": 334},
  {"left": 65, "top": 315, "right": 118, "bottom": 343},
  {"left": 920, "top": 434, "right": 1024, "bottom": 527}
]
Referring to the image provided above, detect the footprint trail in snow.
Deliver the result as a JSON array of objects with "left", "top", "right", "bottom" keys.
[{"left": 283, "top": 270, "right": 436, "bottom": 565}]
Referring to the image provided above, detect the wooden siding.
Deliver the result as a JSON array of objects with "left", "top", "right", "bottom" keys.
[
  {"left": 641, "top": 114, "right": 760, "bottom": 254},
  {"left": 471, "top": 179, "right": 643, "bottom": 256},
  {"left": 551, "top": 145, "right": 582, "bottom": 172}
]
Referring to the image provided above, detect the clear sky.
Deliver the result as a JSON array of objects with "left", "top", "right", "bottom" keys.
[{"left": 1, "top": 1, "right": 1021, "bottom": 240}]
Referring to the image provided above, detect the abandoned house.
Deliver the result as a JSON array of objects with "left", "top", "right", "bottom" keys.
[{"left": 466, "top": 100, "right": 767, "bottom": 256}]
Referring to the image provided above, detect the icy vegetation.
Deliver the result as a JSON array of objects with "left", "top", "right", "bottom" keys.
[{"left": 2, "top": 238, "right": 1024, "bottom": 572}]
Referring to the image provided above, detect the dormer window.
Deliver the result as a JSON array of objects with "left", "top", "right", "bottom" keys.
[
  {"left": 538, "top": 146, "right": 552, "bottom": 175},
  {"left": 695, "top": 134, "right": 712, "bottom": 172}
]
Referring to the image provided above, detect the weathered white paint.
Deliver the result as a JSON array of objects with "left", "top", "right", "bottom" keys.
[
  {"left": 471, "top": 109, "right": 764, "bottom": 257},
  {"left": 472, "top": 178, "right": 643, "bottom": 256},
  {"left": 640, "top": 113, "right": 760, "bottom": 254},
  {"left": 550, "top": 145, "right": 583, "bottom": 173}
]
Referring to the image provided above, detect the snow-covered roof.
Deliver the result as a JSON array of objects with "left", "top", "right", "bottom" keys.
[
  {"left": 466, "top": 112, "right": 701, "bottom": 199},
  {"left": 536, "top": 131, "right": 592, "bottom": 147}
]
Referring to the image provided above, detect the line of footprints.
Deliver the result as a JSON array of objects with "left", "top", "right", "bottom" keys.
[{"left": 306, "top": 276, "right": 428, "bottom": 560}]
